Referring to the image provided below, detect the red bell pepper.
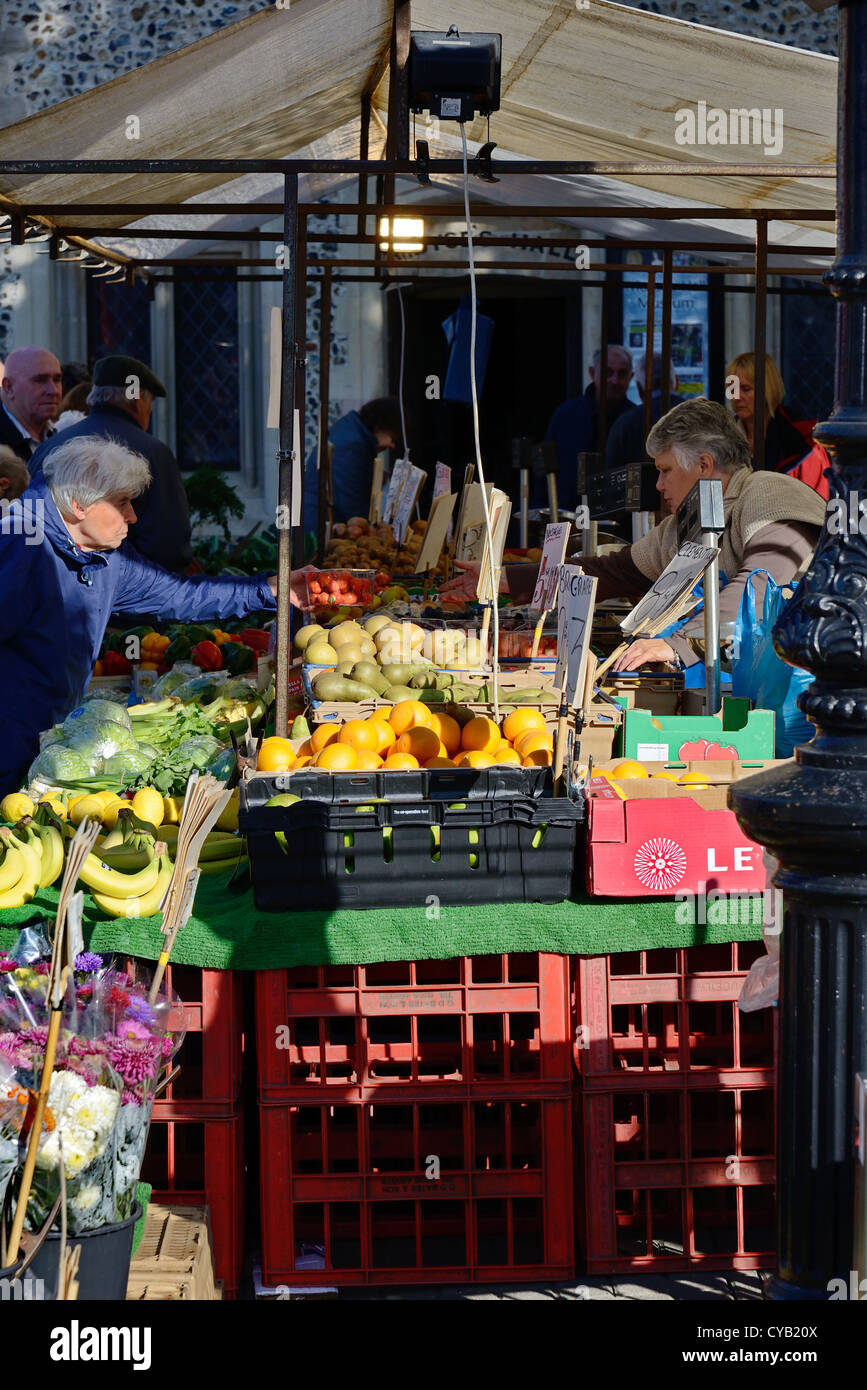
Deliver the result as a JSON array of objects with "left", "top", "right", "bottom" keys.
[
  {"left": 238, "top": 628, "right": 270, "bottom": 653},
  {"left": 102, "top": 650, "right": 133, "bottom": 676},
  {"left": 191, "top": 640, "right": 223, "bottom": 671}
]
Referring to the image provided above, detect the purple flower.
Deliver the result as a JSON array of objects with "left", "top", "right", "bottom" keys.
[
  {"left": 107, "top": 1036, "right": 160, "bottom": 1086},
  {"left": 33, "top": 962, "right": 50, "bottom": 976},
  {"left": 0, "top": 961, "right": 16, "bottom": 974},
  {"left": 121, "top": 1089, "right": 143, "bottom": 1106},
  {"left": 117, "top": 1019, "right": 151, "bottom": 1042},
  {"left": 74, "top": 952, "right": 104, "bottom": 972},
  {"left": 124, "top": 997, "right": 156, "bottom": 1027},
  {"left": 161, "top": 1036, "right": 174, "bottom": 1058}
]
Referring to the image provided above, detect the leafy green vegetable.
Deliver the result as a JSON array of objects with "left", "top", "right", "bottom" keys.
[
  {"left": 63, "top": 700, "right": 132, "bottom": 734},
  {"left": 28, "top": 745, "right": 96, "bottom": 785}
]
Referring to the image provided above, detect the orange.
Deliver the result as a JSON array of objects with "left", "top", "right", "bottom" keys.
[
  {"left": 388, "top": 700, "right": 433, "bottom": 736},
  {"left": 514, "top": 730, "right": 554, "bottom": 758},
  {"left": 383, "top": 752, "right": 420, "bottom": 770},
  {"left": 460, "top": 717, "right": 502, "bottom": 754},
  {"left": 354, "top": 750, "right": 384, "bottom": 770},
  {"left": 502, "top": 708, "right": 547, "bottom": 744},
  {"left": 257, "top": 736, "right": 297, "bottom": 773},
  {"left": 314, "top": 743, "right": 359, "bottom": 771},
  {"left": 339, "top": 719, "right": 380, "bottom": 752},
  {"left": 310, "top": 724, "right": 340, "bottom": 754},
  {"left": 295, "top": 738, "right": 313, "bottom": 758},
  {"left": 523, "top": 748, "right": 552, "bottom": 767},
  {"left": 395, "top": 726, "right": 442, "bottom": 763},
  {"left": 610, "top": 759, "right": 650, "bottom": 780},
  {"left": 425, "top": 756, "right": 456, "bottom": 769},
  {"left": 456, "top": 751, "right": 495, "bottom": 769},
  {"left": 428, "top": 710, "right": 461, "bottom": 757},
  {"left": 491, "top": 745, "right": 522, "bottom": 766},
  {"left": 294, "top": 754, "right": 313, "bottom": 767},
  {"left": 368, "top": 718, "right": 397, "bottom": 754}
]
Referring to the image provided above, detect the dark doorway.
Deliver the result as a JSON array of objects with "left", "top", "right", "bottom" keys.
[{"left": 390, "top": 277, "right": 580, "bottom": 502}]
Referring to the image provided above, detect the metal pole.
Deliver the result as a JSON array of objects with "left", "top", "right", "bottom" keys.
[
  {"left": 701, "top": 534, "right": 721, "bottom": 715},
  {"left": 661, "top": 247, "right": 673, "bottom": 414},
  {"left": 519, "top": 469, "right": 529, "bottom": 548},
  {"left": 644, "top": 266, "right": 657, "bottom": 447},
  {"left": 730, "top": 0, "right": 867, "bottom": 1298},
  {"left": 275, "top": 173, "right": 298, "bottom": 738},
  {"left": 317, "top": 265, "right": 332, "bottom": 560},
  {"left": 753, "top": 215, "right": 769, "bottom": 470},
  {"left": 293, "top": 207, "right": 308, "bottom": 575}
]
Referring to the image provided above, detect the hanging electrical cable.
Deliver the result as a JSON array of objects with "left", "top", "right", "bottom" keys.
[{"left": 460, "top": 121, "right": 501, "bottom": 718}]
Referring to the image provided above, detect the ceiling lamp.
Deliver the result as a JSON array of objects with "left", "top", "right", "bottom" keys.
[{"left": 379, "top": 216, "right": 425, "bottom": 254}]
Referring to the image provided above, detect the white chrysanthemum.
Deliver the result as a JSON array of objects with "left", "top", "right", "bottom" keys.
[
  {"left": 47, "top": 1070, "right": 87, "bottom": 1119},
  {"left": 35, "top": 1130, "right": 60, "bottom": 1171},
  {"left": 62, "top": 1136, "right": 98, "bottom": 1177},
  {"left": 70, "top": 1086, "right": 120, "bottom": 1139},
  {"left": 71, "top": 1183, "right": 101, "bottom": 1213}
]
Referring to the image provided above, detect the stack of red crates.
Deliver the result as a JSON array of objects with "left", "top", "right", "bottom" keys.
[
  {"left": 256, "top": 953, "right": 575, "bottom": 1286},
  {"left": 573, "top": 941, "right": 777, "bottom": 1274},
  {"left": 130, "top": 961, "right": 246, "bottom": 1296}
]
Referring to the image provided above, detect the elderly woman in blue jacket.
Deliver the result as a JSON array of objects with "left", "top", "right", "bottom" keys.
[{"left": 0, "top": 434, "right": 310, "bottom": 796}]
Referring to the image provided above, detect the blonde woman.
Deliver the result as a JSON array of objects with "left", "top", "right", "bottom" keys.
[{"left": 726, "top": 350, "right": 830, "bottom": 496}]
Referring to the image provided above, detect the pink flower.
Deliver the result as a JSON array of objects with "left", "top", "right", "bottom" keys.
[{"left": 117, "top": 1019, "right": 151, "bottom": 1042}]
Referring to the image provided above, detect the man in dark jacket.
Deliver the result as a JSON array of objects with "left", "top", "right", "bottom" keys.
[
  {"left": 0, "top": 434, "right": 310, "bottom": 797},
  {"left": 29, "top": 354, "right": 192, "bottom": 572},
  {"left": 540, "top": 346, "right": 634, "bottom": 511},
  {"left": 303, "top": 397, "right": 401, "bottom": 535},
  {"left": 0, "top": 346, "right": 62, "bottom": 462},
  {"left": 605, "top": 352, "right": 684, "bottom": 472}
]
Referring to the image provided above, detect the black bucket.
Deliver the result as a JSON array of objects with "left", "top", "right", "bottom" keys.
[{"left": 25, "top": 1202, "right": 142, "bottom": 1301}]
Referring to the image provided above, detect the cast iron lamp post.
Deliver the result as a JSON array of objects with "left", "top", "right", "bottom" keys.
[{"left": 729, "top": 0, "right": 867, "bottom": 1298}]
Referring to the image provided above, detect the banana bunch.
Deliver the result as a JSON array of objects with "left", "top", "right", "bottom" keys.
[
  {"left": 155, "top": 824, "right": 248, "bottom": 876},
  {"left": 82, "top": 840, "right": 174, "bottom": 919},
  {"left": 0, "top": 815, "right": 65, "bottom": 907}
]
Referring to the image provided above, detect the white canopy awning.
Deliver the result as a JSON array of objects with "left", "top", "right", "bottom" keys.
[{"left": 0, "top": 0, "right": 837, "bottom": 263}]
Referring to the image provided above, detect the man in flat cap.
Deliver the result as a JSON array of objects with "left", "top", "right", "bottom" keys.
[{"left": 29, "top": 354, "right": 191, "bottom": 572}]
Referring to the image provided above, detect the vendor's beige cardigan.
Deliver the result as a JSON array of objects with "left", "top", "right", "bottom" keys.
[{"left": 630, "top": 466, "right": 827, "bottom": 583}]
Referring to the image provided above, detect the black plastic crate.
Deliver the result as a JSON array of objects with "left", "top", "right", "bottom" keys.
[{"left": 239, "top": 767, "right": 584, "bottom": 910}]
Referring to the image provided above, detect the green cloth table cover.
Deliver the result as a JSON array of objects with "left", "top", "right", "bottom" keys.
[{"left": 0, "top": 879, "right": 764, "bottom": 970}]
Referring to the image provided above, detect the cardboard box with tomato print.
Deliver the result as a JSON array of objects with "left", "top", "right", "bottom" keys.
[
  {"left": 621, "top": 698, "right": 774, "bottom": 764},
  {"left": 585, "top": 759, "right": 786, "bottom": 898}
]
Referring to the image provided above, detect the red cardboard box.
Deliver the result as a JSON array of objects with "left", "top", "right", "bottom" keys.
[{"left": 585, "top": 760, "right": 782, "bottom": 897}]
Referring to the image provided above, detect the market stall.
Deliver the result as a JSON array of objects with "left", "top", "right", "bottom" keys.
[{"left": 0, "top": 0, "right": 850, "bottom": 1305}]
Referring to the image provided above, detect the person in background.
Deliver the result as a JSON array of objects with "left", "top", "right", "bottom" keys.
[
  {"left": 60, "top": 360, "right": 91, "bottom": 399},
  {"left": 727, "top": 350, "right": 830, "bottom": 497},
  {"left": 0, "top": 434, "right": 312, "bottom": 798},
  {"left": 605, "top": 352, "right": 682, "bottom": 473},
  {"left": 0, "top": 445, "right": 30, "bottom": 508},
  {"left": 29, "top": 354, "right": 192, "bottom": 572},
  {"left": 304, "top": 397, "right": 402, "bottom": 536},
  {"left": 541, "top": 345, "right": 634, "bottom": 511},
  {"left": 0, "top": 346, "right": 62, "bottom": 462},
  {"left": 54, "top": 379, "right": 92, "bottom": 433},
  {"left": 443, "top": 399, "right": 825, "bottom": 672}
]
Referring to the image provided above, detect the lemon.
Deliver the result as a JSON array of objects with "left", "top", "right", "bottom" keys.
[
  {"left": 1, "top": 792, "right": 35, "bottom": 822},
  {"left": 162, "top": 795, "right": 184, "bottom": 825},
  {"left": 37, "top": 795, "right": 67, "bottom": 821},
  {"left": 608, "top": 760, "right": 650, "bottom": 780},
  {"left": 70, "top": 794, "right": 109, "bottom": 827},
  {"left": 131, "top": 787, "right": 165, "bottom": 829},
  {"left": 99, "top": 794, "right": 125, "bottom": 829},
  {"left": 652, "top": 772, "right": 681, "bottom": 783},
  {"left": 215, "top": 788, "right": 239, "bottom": 833}
]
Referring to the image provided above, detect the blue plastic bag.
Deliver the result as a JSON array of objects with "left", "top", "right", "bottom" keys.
[
  {"left": 657, "top": 579, "right": 733, "bottom": 690},
  {"left": 731, "top": 570, "right": 813, "bottom": 757}
]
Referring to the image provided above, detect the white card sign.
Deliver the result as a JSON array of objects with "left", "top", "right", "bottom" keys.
[
  {"left": 555, "top": 566, "right": 598, "bottom": 706},
  {"left": 620, "top": 540, "right": 718, "bottom": 638},
  {"left": 266, "top": 306, "right": 281, "bottom": 430},
  {"left": 383, "top": 458, "right": 410, "bottom": 524},
  {"left": 531, "top": 522, "right": 571, "bottom": 613},
  {"left": 393, "top": 464, "right": 426, "bottom": 544},
  {"left": 433, "top": 463, "right": 452, "bottom": 498},
  {"left": 416, "top": 493, "right": 457, "bottom": 573}
]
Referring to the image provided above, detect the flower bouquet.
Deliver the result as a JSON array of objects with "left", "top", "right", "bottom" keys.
[{"left": 0, "top": 942, "right": 187, "bottom": 1236}]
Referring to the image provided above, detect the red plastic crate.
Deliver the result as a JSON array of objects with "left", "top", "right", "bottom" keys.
[
  {"left": 142, "top": 1109, "right": 245, "bottom": 1295},
  {"left": 260, "top": 1095, "right": 573, "bottom": 1286},
  {"left": 122, "top": 958, "right": 244, "bottom": 1113},
  {"left": 256, "top": 954, "right": 572, "bottom": 1102},
  {"left": 574, "top": 943, "right": 776, "bottom": 1087},
  {"left": 577, "top": 1082, "right": 776, "bottom": 1273}
]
